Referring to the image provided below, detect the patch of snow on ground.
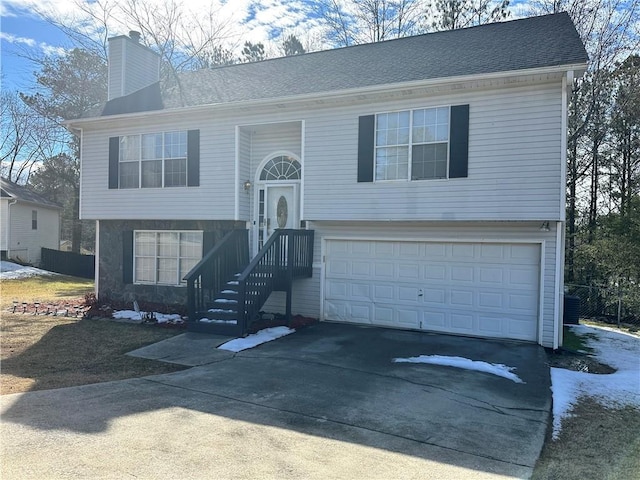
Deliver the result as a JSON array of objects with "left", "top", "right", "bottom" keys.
[
  {"left": 551, "top": 324, "right": 640, "bottom": 439},
  {"left": 0, "top": 261, "right": 57, "bottom": 280},
  {"left": 112, "top": 310, "right": 143, "bottom": 321},
  {"left": 199, "top": 318, "right": 236, "bottom": 324},
  {"left": 112, "top": 310, "right": 182, "bottom": 323},
  {"left": 218, "top": 326, "right": 295, "bottom": 352},
  {"left": 393, "top": 355, "right": 524, "bottom": 384}
]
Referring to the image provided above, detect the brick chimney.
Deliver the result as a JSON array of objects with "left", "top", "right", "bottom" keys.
[{"left": 107, "top": 31, "right": 160, "bottom": 101}]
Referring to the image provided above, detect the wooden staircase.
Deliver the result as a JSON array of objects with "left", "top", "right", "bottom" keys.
[{"left": 185, "top": 229, "right": 314, "bottom": 336}]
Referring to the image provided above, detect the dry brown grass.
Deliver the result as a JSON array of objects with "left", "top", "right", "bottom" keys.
[
  {"left": 1, "top": 275, "right": 185, "bottom": 395},
  {"left": 1, "top": 274, "right": 94, "bottom": 306},
  {"left": 533, "top": 398, "right": 640, "bottom": 480}
]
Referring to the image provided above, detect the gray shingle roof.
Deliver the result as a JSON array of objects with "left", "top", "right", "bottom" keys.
[
  {"left": 0, "top": 178, "right": 62, "bottom": 209},
  {"left": 102, "top": 12, "right": 588, "bottom": 115}
]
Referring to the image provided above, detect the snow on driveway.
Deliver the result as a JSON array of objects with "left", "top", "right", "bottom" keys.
[
  {"left": 218, "top": 327, "right": 295, "bottom": 352},
  {"left": 393, "top": 354, "right": 525, "bottom": 383},
  {"left": 0, "top": 261, "right": 57, "bottom": 280},
  {"left": 550, "top": 324, "right": 640, "bottom": 438}
]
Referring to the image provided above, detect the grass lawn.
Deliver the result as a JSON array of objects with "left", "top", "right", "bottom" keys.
[
  {"left": 533, "top": 325, "right": 640, "bottom": 480},
  {"left": 533, "top": 398, "right": 640, "bottom": 480},
  {"left": 1, "top": 274, "right": 186, "bottom": 395}
]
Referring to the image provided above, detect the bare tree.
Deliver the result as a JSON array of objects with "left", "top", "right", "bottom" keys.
[
  {"left": 30, "top": 0, "right": 236, "bottom": 78},
  {"left": 428, "top": 0, "right": 510, "bottom": 31},
  {"left": 0, "top": 91, "right": 63, "bottom": 183},
  {"left": 527, "top": 0, "right": 640, "bottom": 280},
  {"left": 317, "top": 0, "right": 423, "bottom": 46}
]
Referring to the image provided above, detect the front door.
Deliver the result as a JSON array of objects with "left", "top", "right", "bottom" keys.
[{"left": 257, "top": 184, "right": 299, "bottom": 251}]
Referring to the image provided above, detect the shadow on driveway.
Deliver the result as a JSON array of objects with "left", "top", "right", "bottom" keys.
[{"left": 1, "top": 323, "right": 551, "bottom": 479}]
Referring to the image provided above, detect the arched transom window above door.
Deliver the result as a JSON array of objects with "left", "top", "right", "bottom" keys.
[{"left": 259, "top": 155, "right": 301, "bottom": 181}]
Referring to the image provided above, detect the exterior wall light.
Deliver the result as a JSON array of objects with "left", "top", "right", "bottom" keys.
[
  {"left": 540, "top": 221, "right": 550, "bottom": 232},
  {"left": 243, "top": 180, "right": 252, "bottom": 191}
]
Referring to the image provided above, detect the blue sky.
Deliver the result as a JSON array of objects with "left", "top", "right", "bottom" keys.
[
  {"left": 1, "top": 0, "right": 535, "bottom": 93},
  {"left": 0, "top": 0, "right": 323, "bottom": 91},
  {"left": 1, "top": 14, "right": 70, "bottom": 90}
]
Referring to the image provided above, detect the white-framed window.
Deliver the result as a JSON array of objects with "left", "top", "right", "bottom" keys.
[
  {"left": 375, "top": 106, "right": 450, "bottom": 181},
  {"left": 119, "top": 131, "right": 188, "bottom": 188},
  {"left": 32, "top": 210, "right": 38, "bottom": 230},
  {"left": 134, "top": 230, "right": 202, "bottom": 286}
]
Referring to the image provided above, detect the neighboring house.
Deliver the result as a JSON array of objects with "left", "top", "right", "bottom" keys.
[
  {"left": 66, "top": 13, "right": 588, "bottom": 349},
  {"left": 1, "top": 178, "right": 62, "bottom": 266}
]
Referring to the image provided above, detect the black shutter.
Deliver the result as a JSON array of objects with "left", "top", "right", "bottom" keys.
[
  {"left": 109, "top": 137, "right": 120, "bottom": 189},
  {"left": 357, "top": 115, "right": 375, "bottom": 182},
  {"left": 122, "top": 230, "right": 134, "bottom": 284},
  {"left": 449, "top": 105, "right": 469, "bottom": 178},
  {"left": 187, "top": 129, "right": 200, "bottom": 187}
]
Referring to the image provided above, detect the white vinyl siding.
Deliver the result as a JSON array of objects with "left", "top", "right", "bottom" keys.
[
  {"left": 303, "top": 82, "right": 563, "bottom": 221},
  {"left": 5, "top": 202, "right": 60, "bottom": 265},
  {"left": 80, "top": 119, "right": 237, "bottom": 220},
  {"left": 0, "top": 200, "right": 8, "bottom": 251},
  {"left": 80, "top": 81, "right": 562, "bottom": 222}
]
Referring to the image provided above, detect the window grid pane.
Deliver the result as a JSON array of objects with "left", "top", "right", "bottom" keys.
[
  {"left": 411, "top": 143, "right": 448, "bottom": 180},
  {"left": 141, "top": 160, "right": 162, "bottom": 188},
  {"left": 375, "top": 107, "right": 450, "bottom": 181},
  {"left": 141, "top": 133, "right": 162, "bottom": 160},
  {"left": 164, "top": 158, "right": 187, "bottom": 187},
  {"left": 119, "top": 136, "right": 140, "bottom": 162},
  {"left": 119, "top": 131, "right": 188, "bottom": 189},
  {"left": 375, "top": 146, "right": 408, "bottom": 181},
  {"left": 119, "top": 162, "right": 139, "bottom": 188},
  {"left": 164, "top": 131, "right": 187, "bottom": 159},
  {"left": 134, "top": 231, "right": 202, "bottom": 286}
]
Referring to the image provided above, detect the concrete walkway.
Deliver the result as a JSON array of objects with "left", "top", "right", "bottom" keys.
[{"left": 1, "top": 323, "right": 551, "bottom": 479}]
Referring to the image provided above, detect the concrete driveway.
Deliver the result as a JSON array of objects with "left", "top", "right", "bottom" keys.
[{"left": 0, "top": 323, "right": 551, "bottom": 479}]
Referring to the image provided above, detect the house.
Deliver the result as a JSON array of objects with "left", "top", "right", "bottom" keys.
[
  {"left": 1, "top": 178, "right": 62, "bottom": 266},
  {"left": 66, "top": 13, "right": 588, "bottom": 349}
]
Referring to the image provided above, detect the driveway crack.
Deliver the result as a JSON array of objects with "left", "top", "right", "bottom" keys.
[
  {"left": 141, "top": 377, "right": 536, "bottom": 469},
  {"left": 235, "top": 353, "right": 549, "bottom": 418}
]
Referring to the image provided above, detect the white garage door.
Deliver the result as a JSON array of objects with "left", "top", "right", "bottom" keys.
[{"left": 323, "top": 240, "right": 540, "bottom": 341}]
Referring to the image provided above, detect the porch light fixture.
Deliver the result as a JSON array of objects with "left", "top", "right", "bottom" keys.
[
  {"left": 243, "top": 180, "right": 252, "bottom": 192},
  {"left": 539, "top": 221, "right": 550, "bottom": 232}
]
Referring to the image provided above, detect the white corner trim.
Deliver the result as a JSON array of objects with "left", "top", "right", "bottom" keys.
[
  {"left": 234, "top": 125, "right": 240, "bottom": 220},
  {"left": 78, "top": 127, "right": 84, "bottom": 219},
  {"left": 319, "top": 236, "right": 327, "bottom": 321},
  {"left": 95, "top": 220, "right": 100, "bottom": 297},
  {"left": 300, "top": 120, "right": 306, "bottom": 221},
  {"left": 538, "top": 240, "right": 546, "bottom": 345},
  {"left": 553, "top": 221, "right": 564, "bottom": 350},
  {"left": 560, "top": 71, "right": 571, "bottom": 222}
]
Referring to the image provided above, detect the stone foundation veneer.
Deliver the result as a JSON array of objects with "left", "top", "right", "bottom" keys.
[{"left": 98, "top": 219, "right": 244, "bottom": 306}]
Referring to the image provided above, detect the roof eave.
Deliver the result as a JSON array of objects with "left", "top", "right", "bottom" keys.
[{"left": 64, "top": 62, "right": 588, "bottom": 127}]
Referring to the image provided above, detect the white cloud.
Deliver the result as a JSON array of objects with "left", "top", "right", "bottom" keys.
[
  {"left": 1, "top": 0, "right": 327, "bottom": 58},
  {"left": 40, "top": 43, "right": 67, "bottom": 56},
  {"left": 0, "top": 31, "right": 36, "bottom": 47}
]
